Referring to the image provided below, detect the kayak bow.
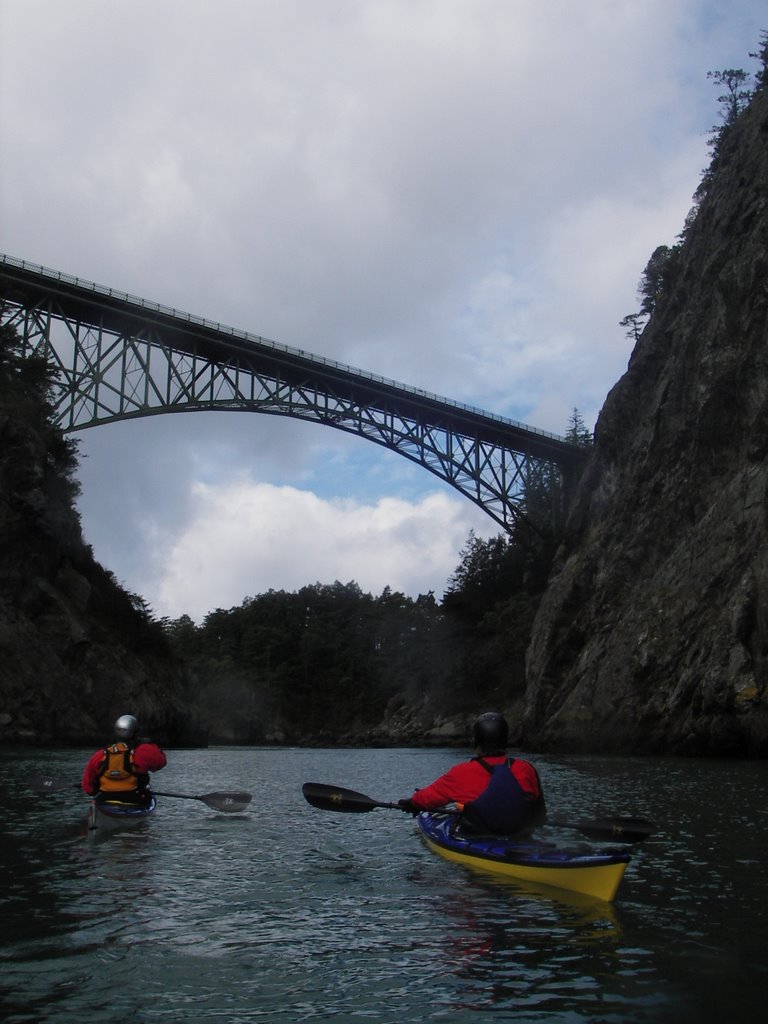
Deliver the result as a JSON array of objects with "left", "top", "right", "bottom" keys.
[{"left": 418, "top": 812, "right": 630, "bottom": 901}]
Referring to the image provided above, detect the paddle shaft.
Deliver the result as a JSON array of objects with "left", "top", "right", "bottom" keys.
[
  {"left": 29, "top": 775, "right": 252, "bottom": 813},
  {"left": 153, "top": 790, "right": 252, "bottom": 812},
  {"left": 546, "top": 816, "right": 655, "bottom": 843},
  {"left": 302, "top": 782, "right": 654, "bottom": 842}
]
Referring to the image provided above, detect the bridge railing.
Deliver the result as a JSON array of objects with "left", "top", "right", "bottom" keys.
[{"left": 0, "top": 252, "right": 569, "bottom": 444}]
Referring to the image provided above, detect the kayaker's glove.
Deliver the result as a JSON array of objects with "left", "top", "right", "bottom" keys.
[{"left": 397, "top": 799, "right": 419, "bottom": 816}]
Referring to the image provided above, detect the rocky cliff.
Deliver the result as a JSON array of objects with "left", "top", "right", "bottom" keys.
[{"left": 522, "top": 86, "right": 768, "bottom": 755}]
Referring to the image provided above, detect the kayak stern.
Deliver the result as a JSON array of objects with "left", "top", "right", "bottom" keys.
[{"left": 87, "top": 794, "right": 157, "bottom": 833}]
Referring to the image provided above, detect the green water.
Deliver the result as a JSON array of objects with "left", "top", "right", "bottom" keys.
[{"left": 1, "top": 746, "right": 766, "bottom": 1022}]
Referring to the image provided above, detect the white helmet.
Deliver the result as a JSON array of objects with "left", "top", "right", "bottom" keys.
[{"left": 114, "top": 714, "right": 138, "bottom": 740}]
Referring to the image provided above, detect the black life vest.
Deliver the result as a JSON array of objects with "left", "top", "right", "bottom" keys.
[{"left": 461, "top": 757, "right": 535, "bottom": 836}]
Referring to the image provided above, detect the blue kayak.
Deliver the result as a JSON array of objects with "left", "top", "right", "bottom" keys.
[
  {"left": 87, "top": 794, "right": 157, "bottom": 834},
  {"left": 417, "top": 812, "right": 631, "bottom": 901}
]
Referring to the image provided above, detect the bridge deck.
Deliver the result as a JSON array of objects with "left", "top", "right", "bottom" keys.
[{"left": 0, "top": 254, "right": 582, "bottom": 462}]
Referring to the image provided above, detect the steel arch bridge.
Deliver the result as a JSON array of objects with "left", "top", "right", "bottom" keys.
[{"left": 0, "top": 254, "right": 587, "bottom": 531}]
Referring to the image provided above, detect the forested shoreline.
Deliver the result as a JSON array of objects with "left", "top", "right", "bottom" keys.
[{"left": 159, "top": 483, "right": 586, "bottom": 745}]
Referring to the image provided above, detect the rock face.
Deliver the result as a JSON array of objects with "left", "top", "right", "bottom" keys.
[{"left": 522, "top": 88, "right": 768, "bottom": 755}]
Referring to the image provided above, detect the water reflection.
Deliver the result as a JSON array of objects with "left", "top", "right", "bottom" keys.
[{"left": 400, "top": 859, "right": 632, "bottom": 1019}]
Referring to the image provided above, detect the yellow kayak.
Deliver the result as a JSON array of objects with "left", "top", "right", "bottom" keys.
[{"left": 418, "top": 812, "right": 630, "bottom": 901}]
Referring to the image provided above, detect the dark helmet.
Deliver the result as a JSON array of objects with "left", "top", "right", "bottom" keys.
[
  {"left": 114, "top": 714, "right": 138, "bottom": 740},
  {"left": 472, "top": 712, "right": 509, "bottom": 754}
]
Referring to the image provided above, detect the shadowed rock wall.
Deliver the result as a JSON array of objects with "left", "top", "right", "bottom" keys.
[
  {"left": 523, "top": 88, "right": 768, "bottom": 755},
  {"left": 0, "top": 402, "right": 205, "bottom": 747}
]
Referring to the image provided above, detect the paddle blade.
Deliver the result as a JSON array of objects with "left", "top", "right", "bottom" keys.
[
  {"left": 197, "top": 791, "right": 252, "bottom": 813},
  {"left": 577, "top": 817, "right": 655, "bottom": 842},
  {"left": 302, "top": 782, "right": 393, "bottom": 813},
  {"left": 29, "top": 775, "right": 80, "bottom": 794}
]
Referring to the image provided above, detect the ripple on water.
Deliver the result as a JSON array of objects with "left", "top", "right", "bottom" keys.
[{"left": 2, "top": 748, "right": 768, "bottom": 1023}]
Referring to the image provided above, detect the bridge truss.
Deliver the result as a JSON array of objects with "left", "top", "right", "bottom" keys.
[{"left": 0, "top": 255, "right": 586, "bottom": 531}]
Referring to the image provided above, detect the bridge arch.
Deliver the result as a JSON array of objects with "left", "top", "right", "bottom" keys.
[{"left": 0, "top": 254, "right": 587, "bottom": 531}]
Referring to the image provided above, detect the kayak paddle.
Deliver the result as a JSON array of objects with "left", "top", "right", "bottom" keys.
[
  {"left": 546, "top": 816, "right": 655, "bottom": 843},
  {"left": 30, "top": 775, "right": 252, "bottom": 813},
  {"left": 152, "top": 790, "right": 252, "bottom": 813},
  {"left": 302, "top": 782, "right": 655, "bottom": 842},
  {"left": 302, "top": 782, "right": 402, "bottom": 813},
  {"left": 29, "top": 775, "right": 80, "bottom": 794}
]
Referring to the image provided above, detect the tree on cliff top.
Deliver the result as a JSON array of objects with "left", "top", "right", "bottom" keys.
[
  {"left": 0, "top": 311, "right": 81, "bottom": 542},
  {"left": 749, "top": 30, "right": 768, "bottom": 91},
  {"left": 0, "top": 310, "right": 173, "bottom": 656},
  {"left": 622, "top": 34, "right": 766, "bottom": 340}
]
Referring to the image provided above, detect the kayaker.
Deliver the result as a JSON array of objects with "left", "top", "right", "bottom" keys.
[
  {"left": 81, "top": 714, "right": 167, "bottom": 805},
  {"left": 398, "top": 711, "right": 546, "bottom": 836}
]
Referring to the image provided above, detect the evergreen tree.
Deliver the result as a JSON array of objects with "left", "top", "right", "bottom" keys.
[
  {"left": 697, "top": 61, "right": 754, "bottom": 201},
  {"left": 619, "top": 244, "right": 676, "bottom": 338},
  {"left": 0, "top": 311, "right": 81, "bottom": 536},
  {"left": 706, "top": 68, "right": 752, "bottom": 128},
  {"left": 638, "top": 245, "right": 673, "bottom": 317},
  {"left": 619, "top": 311, "right": 647, "bottom": 343},
  {"left": 749, "top": 31, "right": 768, "bottom": 91},
  {"left": 565, "top": 407, "right": 592, "bottom": 448}
]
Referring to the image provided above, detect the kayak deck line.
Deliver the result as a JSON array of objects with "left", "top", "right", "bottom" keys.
[{"left": 418, "top": 813, "right": 631, "bottom": 902}]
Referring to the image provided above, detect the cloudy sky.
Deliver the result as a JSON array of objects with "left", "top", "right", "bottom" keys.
[{"left": 1, "top": 1, "right": 764, "bottom": 622}]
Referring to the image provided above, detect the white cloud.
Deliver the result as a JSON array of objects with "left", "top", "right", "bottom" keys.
[
  {"left": 1, "top": 0, "right": 765, "bottom": 620},
  {"left": 148, "top": 479, "right": 493, "bottom": 622}
]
